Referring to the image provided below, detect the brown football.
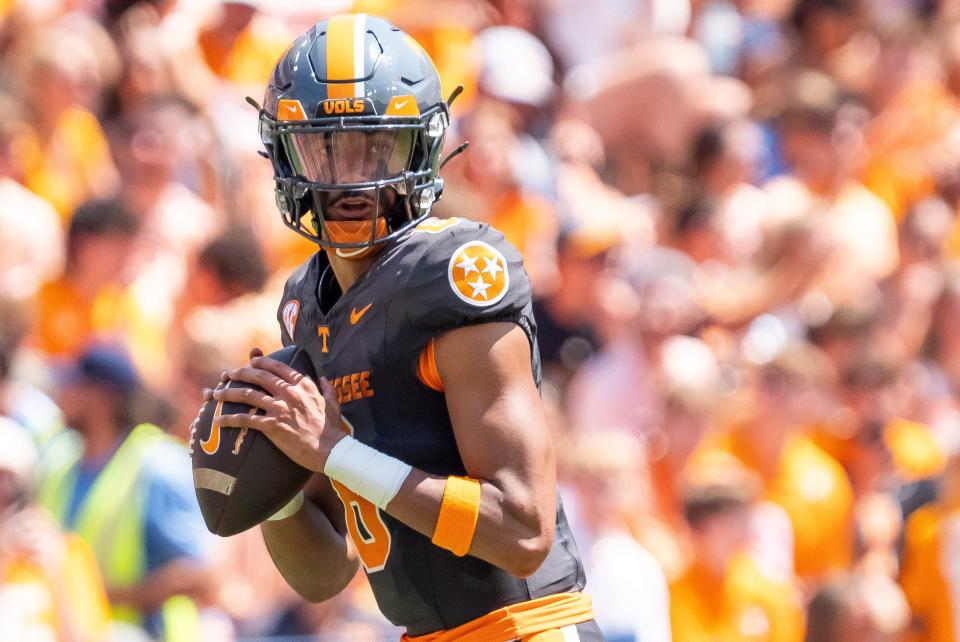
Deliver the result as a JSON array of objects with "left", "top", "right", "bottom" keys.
[{"left": 191, "top": 345, "right": 316, "bottom": 536}]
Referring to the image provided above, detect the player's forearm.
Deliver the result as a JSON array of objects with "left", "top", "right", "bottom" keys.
[
  {"left": 386, "top": 469, "right": 554, "bottom": 578},
  {"left": 261, "top": 499, "right": 359, "bottom": 602}
]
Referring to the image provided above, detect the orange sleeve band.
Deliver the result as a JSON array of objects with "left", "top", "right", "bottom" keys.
[
  {"left": 417, "top": 338, "right": 444, "bottom": 392},
  {"left": 431, "top": 475, "right": 482, "bottom": 556}
]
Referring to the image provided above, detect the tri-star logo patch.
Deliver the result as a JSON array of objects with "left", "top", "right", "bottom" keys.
[{"left": 447, "top": 241, "right": 509, "bottom": 307}]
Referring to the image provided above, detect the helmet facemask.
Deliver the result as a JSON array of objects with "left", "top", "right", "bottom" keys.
[{"left": 259, "top": 105, "right": 449, "bottom": 254}]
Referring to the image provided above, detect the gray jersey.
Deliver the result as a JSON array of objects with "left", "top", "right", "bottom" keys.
[{"left": 276, "top": 218, "right": 585, "bottom": 635}]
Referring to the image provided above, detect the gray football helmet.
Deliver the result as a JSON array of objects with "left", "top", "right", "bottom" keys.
[{"left": 258, "top": 14, "right": 460, "bottom": 251}]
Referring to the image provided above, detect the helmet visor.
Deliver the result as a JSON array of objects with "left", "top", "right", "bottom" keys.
[{"left": 281, "top": 129, "right": 416, "bottom": 185}]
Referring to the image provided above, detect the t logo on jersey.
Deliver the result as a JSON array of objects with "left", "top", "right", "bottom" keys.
[
  {"left": 282, "top": 300, "right": 300, "bottom": 339},
  {"left": 447, "top": 241, "right": 509, "bottom": 307},
  {"left": 317, "top": 325, "right": 330, "bottom": 353}
]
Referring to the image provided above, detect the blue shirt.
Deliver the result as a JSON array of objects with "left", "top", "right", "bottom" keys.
[{"left": 65, "top": 438, "right": 211, "bottom": 571}]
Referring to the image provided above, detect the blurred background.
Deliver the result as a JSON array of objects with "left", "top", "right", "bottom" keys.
[{"left": 4, "top": 0, "right": 960, "bottom": 640}]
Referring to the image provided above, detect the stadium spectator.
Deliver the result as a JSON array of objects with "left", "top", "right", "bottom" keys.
[
  {"left": 0, "top": 416, "right": 111, "bottom": 642},
  {"left": 670, "top": 477, "right": 804, "bottom": 642},
  {"left": 645, "top": 380, "right": 723, "bottom": 580},
  {"left": 441, "top": 104, "right": 559, "bottom": 291},
  {"left": 564, "top": 430, "right": 671, "bottom": 642},
  {"left": 163, "top": 228, "right": 269, "bottom": 417},
  {"left": 565, "top": 247, "right": 705, "bottom": 436},
  {"left": 900, "top": 451, "right": 960, "bottom": 641},
  {"left": 530, "top": 221, "right": 622, "bottom": 381},
  {"left": 0, "top": 295, "right": 63, "bottom": 451},
  {"left": 695, "top": 344, "right": 855, "bottom": 584},
  {"left": 8, "top": 20, "right": 119, "bottom": 218},
  {"left": 0, "top": 99, "right": 63, "bottom": 302},
  {"left": 768, "top": 70, "right": 899, "bottom": 308},
  {"left": 806, "top": 571, "right": 909, "bottom": 642},
  {"left": 111, "top": 95, "right": 221, "bottom": 260},
  {"left": 30, "top": 198, "right": 140, "bottom": 360},
  {"left": 196, "top": 1, "right": 293, "bottom": 88},
  {"left": 687, "top": 118, "right": 769, "bottom": 255},
  {"left": 39, "top": 345, "right": 216, "bottom": 640},
  {"left": 110, "top": 95, "right": 224, "bottom": 376}
]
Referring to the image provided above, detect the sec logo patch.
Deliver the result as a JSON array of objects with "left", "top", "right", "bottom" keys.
[
  {"left": 447, "top": 241, "right": 509, "bottom": 307},
  {"left": 282, "top": 300, "right": 300, "bottom": 339}
]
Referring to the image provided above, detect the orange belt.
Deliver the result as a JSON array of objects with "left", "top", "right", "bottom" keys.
[{"left": 401, "top": 592, "right": 595, "bottom": 642}]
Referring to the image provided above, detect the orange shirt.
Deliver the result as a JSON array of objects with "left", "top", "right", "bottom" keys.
[
  {"left": 198, "top": 16, "right": 292, "bottom": 86},
  {"left": 17, "top": 107, "right": 117, "bottom": 220},
  {"left": 0, "top": 534, "right": 111, "bottom": 641},
  {"left": 861, "top": 80, "right": 959, "bottom": 222},
  {"left": 641, "top": 458, "right": 694, "bottom": 581},
  {"left": 947, "top": 214, "right": 960, "bottom": 259},
  {"left": 30, "top": 277, "right": 136, "bottom": 359},
  {"left": 488, "top": 190, "right": 557, "bottom": 257},
  {"left": 900, "top": 503, "right": 960, "bottom": 642},
  {"left": 670, "top": 555, "right": 804, "bottom": 642},
  {"left": 696, "top": 431, "right": 855, "bottom": 580}
]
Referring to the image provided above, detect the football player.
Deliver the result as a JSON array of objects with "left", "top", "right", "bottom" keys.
[{"left": 206, "top": 14, "right": 602, "bottom": 641}]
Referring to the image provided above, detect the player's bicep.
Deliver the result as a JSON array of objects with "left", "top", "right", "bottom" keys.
[{"left": 434, "top": 322, "right": 555, "bottom": 509}]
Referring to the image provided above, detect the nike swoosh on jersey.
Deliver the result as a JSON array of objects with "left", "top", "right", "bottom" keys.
[{"left": 351, "top": 303, "right": 373, "bottom": 324}]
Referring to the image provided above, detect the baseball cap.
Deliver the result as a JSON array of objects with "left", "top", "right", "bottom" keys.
[{"left": 64, "top": 344, "right": 142, "bottom": 394}]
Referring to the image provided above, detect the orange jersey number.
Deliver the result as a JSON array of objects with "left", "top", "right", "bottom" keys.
[
  {"left": 331, "top": 481, "right": 392, "bottom": 572},
  {"left": 332, "top": 417, "right": 392, "bottom": 572}
]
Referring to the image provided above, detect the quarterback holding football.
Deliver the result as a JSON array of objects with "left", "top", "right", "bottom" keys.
[{"left": 201, "top": 14, "right": 601, "bottom": 641}]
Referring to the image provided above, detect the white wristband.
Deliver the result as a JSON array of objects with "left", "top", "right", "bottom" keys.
[
  {"left": 323, "top": 436, "right": 412, "bottom": 510},
  {"left": 267, "top": 491, "right": 304, "bottom": 521}
]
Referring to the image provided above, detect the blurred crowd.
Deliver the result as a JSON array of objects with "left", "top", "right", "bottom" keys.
[{"left": 5, "top": 0, "right": 960, "bottom": 640}]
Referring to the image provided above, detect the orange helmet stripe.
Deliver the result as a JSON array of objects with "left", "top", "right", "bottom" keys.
[{"left": 326, "top": 14, "right": 366, "bottom": 99}]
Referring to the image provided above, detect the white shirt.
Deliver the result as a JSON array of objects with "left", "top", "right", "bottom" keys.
[
  {"left": 587, "top": 531, "right": 672, "bottom": 642},
  {"left": 0, "top": 177, "right": 63, "bottom": 300}
]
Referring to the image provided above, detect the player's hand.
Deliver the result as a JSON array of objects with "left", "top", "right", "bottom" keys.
[{"left": 212, "top": 350, "right": 346, "bottom": 472}]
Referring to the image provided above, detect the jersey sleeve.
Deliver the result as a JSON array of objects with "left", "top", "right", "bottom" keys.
[{"left": 400, "top": 220, "right": 533, "bottom": 335}]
